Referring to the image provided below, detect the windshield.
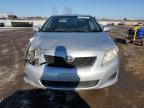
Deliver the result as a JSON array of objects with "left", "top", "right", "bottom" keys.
[{"left": 41, "top": 16, "right": 102, "bottom": 32}]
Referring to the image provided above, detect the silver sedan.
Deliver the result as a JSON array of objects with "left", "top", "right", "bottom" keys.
[{"left": 24, "top": 15, "right": 119, "bottom": 90}]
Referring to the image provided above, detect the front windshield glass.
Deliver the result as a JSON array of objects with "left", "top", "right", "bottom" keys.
[{"left": 41, "top": 16, "right": 102, "bottom": 32}]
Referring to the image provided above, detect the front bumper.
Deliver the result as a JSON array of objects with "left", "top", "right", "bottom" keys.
[{"left": 24, "top": 55, "right": 119, "bottom": 90}]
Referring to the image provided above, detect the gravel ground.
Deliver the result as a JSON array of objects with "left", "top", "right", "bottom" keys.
[{"left": 0, "top": 27, "right": 144, "bottom": 108}]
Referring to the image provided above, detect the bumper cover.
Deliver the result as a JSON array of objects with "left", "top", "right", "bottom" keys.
[{"left": 24, "top": 57, "right": 119, "bottom": 90}]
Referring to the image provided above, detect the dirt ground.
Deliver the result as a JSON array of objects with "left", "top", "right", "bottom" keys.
[{"left": 0, "top": 27, "right": 144, "bottom": 108}]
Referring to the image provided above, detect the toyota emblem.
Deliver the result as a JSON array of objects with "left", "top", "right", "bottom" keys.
[{"left": 64, "top": 56, "right": 74, "bottom": 63}]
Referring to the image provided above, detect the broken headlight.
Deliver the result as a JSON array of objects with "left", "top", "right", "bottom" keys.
[{"left": 25, "top": 46, "right": 40, "bottom": 65}]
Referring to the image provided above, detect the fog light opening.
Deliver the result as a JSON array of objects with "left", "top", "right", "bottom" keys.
[{"left": 108, "top": 72, "right": 117, "bottom": 80}]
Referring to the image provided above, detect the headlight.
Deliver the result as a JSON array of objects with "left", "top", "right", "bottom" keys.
[
  {"left": 25, "top": 47, "right": 40, "bottom": 65},
  {"left": 102, "top": 46, "right": 119, "bottom": 65}
]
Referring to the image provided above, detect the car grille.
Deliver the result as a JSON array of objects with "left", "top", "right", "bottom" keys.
[
  {"left": 41, "top": 80, "right": 99, "bottom": 88},
  {"left": 44, "top": 55, "right": 97, "bottom": 68}
]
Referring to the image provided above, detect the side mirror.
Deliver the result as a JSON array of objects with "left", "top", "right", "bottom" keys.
[
  {"left": 33, "top": 26, "right": 41, "bottom": 32},
  {"left": 103, "top": 26, "right": 111, "bottom": 32}
]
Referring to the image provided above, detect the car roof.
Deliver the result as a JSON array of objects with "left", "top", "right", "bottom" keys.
[{"left": 51, "top": 14, "right": 92, "bottom": 18}]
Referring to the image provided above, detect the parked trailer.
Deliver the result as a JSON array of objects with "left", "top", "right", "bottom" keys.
[
  {"left": 126, "top": 26, "right": 144, "bottom": 46},
  {"left": 0, "top": 22, "right": 4, "bottom": 27},
  {"left": 11, "top": 22, "right": 33, "bottom": 27}
]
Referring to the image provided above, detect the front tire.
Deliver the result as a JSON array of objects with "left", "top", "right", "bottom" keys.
[{"left": 141, "top": 38, "right": 144, "bottom": 46}]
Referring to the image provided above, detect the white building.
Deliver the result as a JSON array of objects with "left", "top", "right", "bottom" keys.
[
  {"left": 0, "top": 13, "right": 17, "bottom": 19},
  {"left": 0, "top": 13, "right": 8, "bottom": 18}
]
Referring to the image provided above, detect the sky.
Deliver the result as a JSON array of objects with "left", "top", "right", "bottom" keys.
[{"left": 0, "top": 0, "right": 144, "bottom": 19}]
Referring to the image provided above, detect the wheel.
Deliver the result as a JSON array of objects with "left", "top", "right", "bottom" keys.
[
  {"left": 126, "top": 39, "right": 130, "bottom": 44},
  {"left": 141, "top": 38, "right": 144, "bottom": 46}
]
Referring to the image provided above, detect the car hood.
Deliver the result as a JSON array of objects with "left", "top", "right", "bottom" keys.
[{"left": 30, "top": 32, "right": 115, "bottom": 51}]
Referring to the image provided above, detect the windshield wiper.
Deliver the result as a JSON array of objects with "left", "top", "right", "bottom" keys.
[
  {"left": 54, "top": 29, "right": 88, "bottom": 32},
  {"left": 41, "top": 29, "right": 101, "bottom": 32},
  {"left": 54, "top": 29, "right": 70, "bottom": 32},
  {"left": 70, "top": 29, "right": 88, "bottom": 32},
  {"left": 41, "top": 29, "right": 55, "bottom": 32}
]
